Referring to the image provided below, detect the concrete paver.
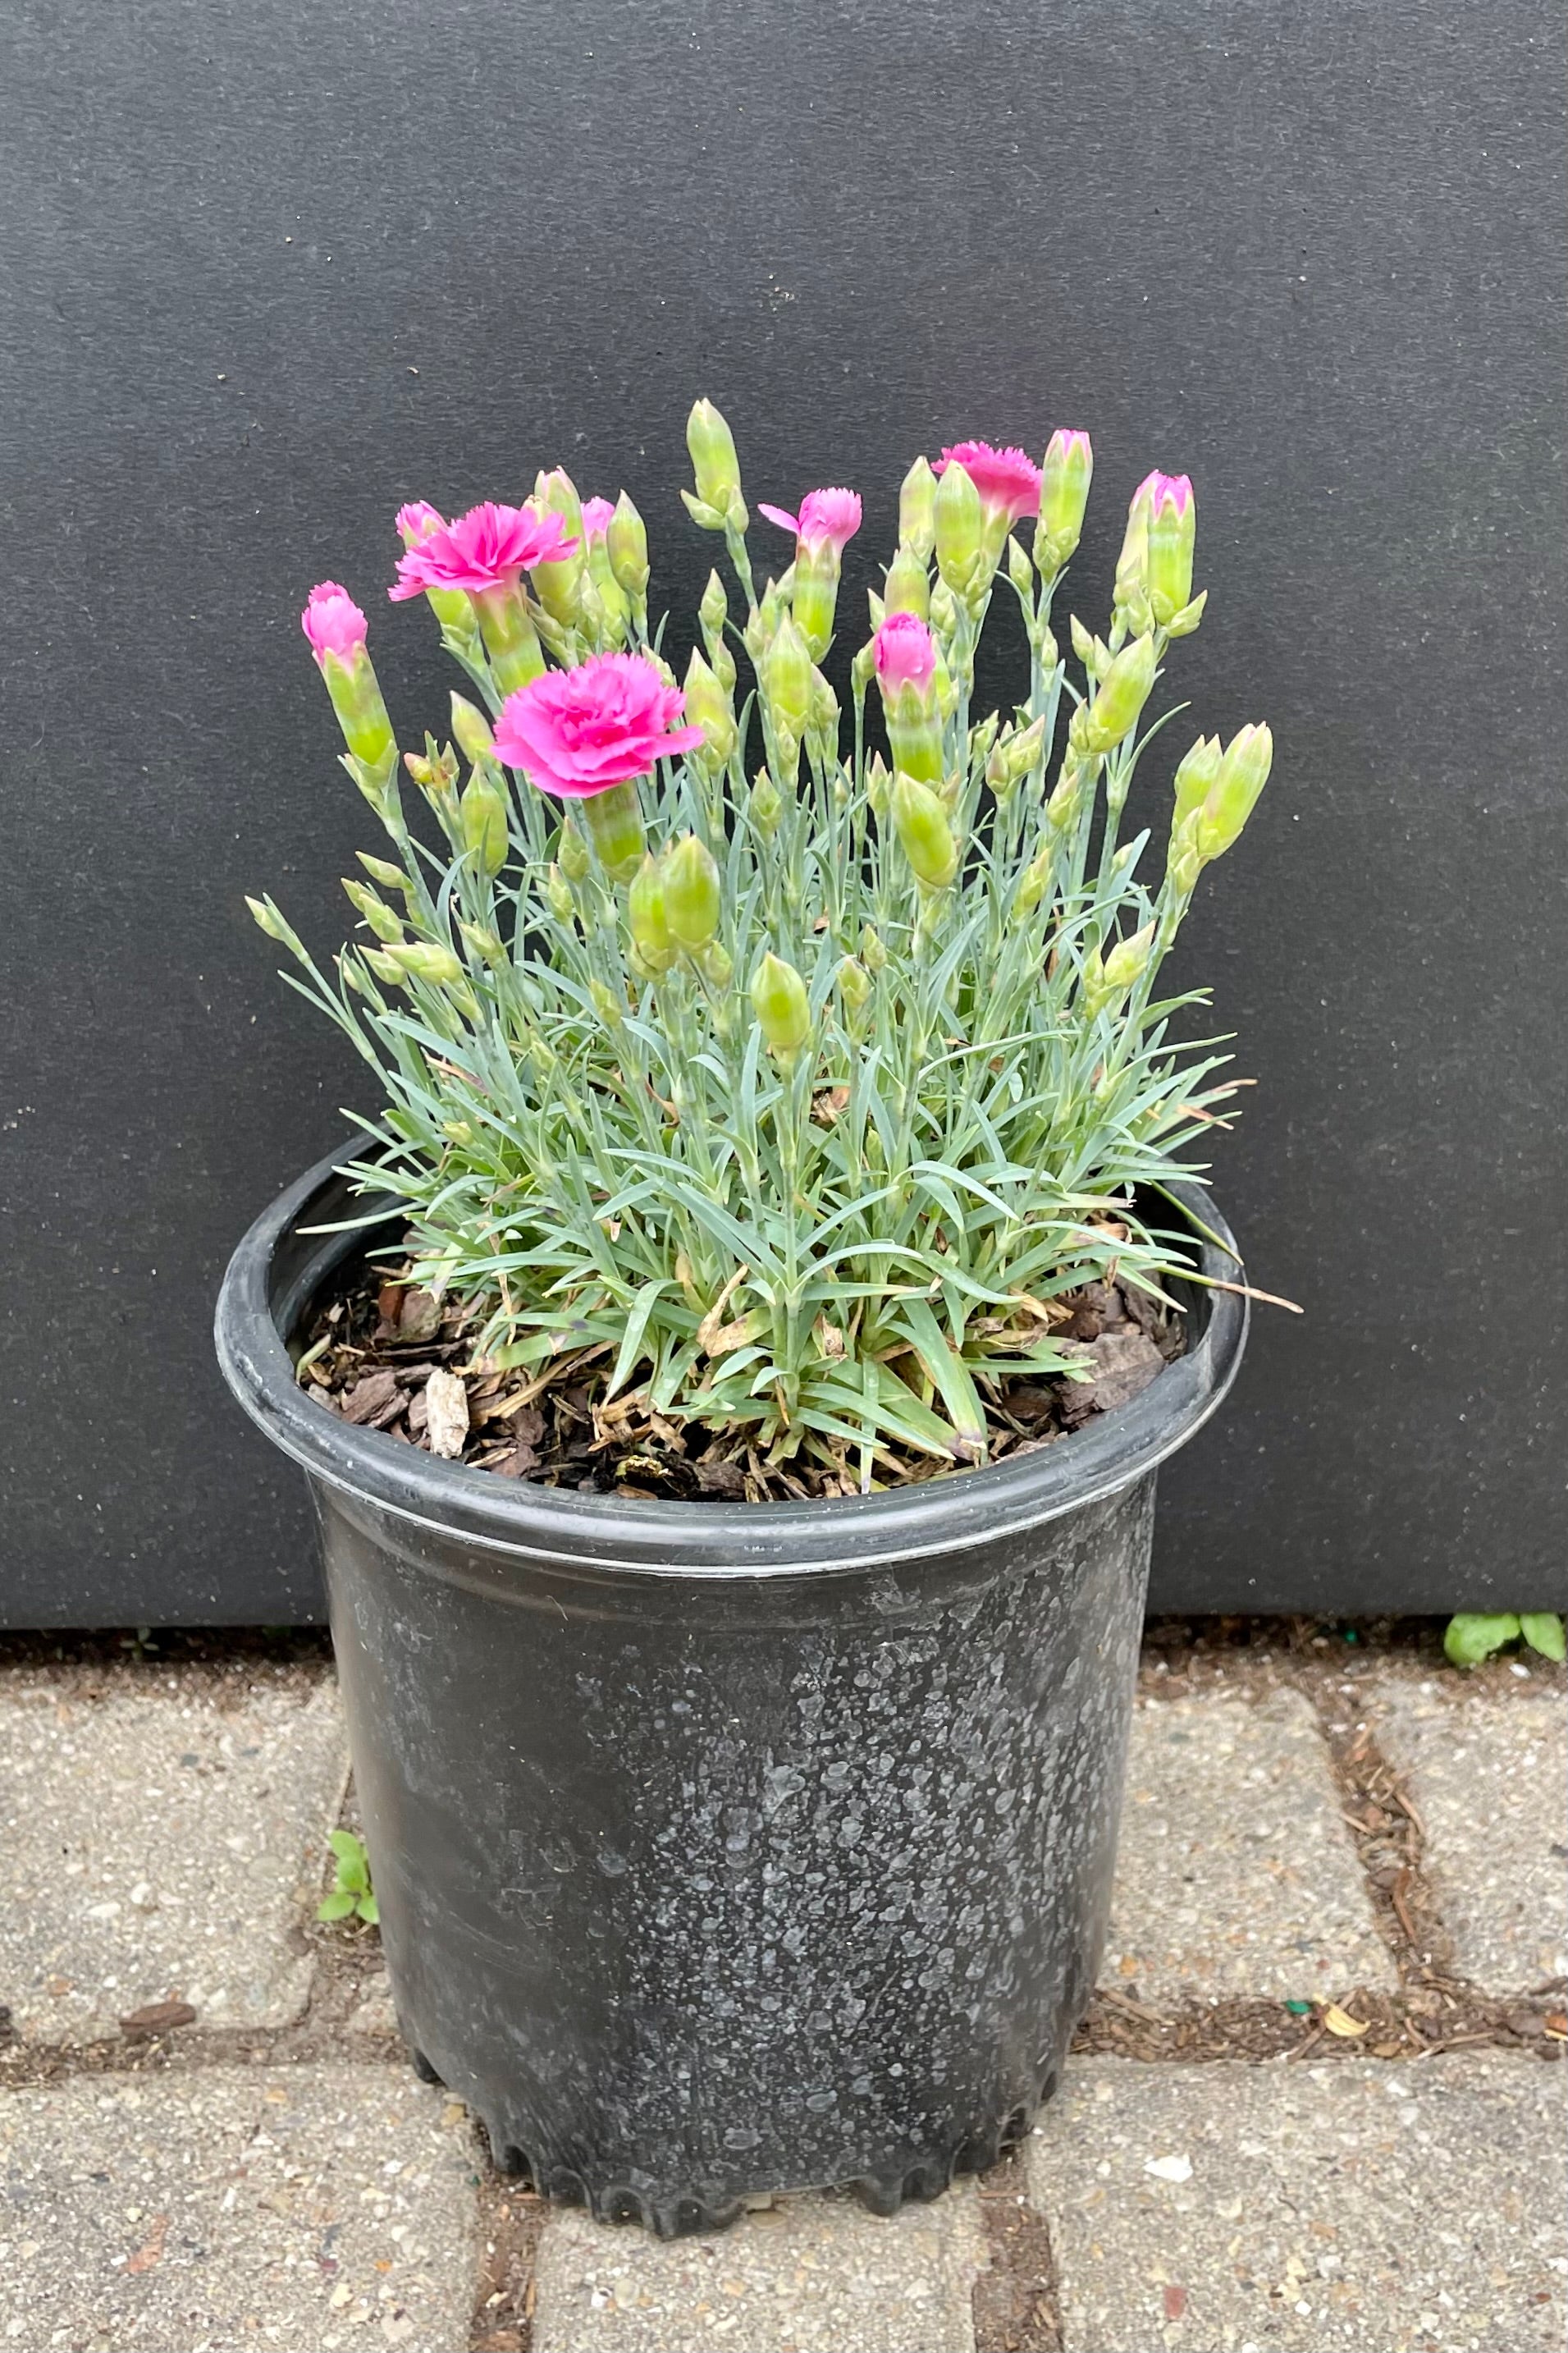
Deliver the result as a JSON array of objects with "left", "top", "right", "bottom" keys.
[
  {"left": 0, "top": 2062, "right": 481, "bottom": 2351},
  {"left": 533, "top": 2185, "right": 985, "bottom": 2353},
  {"left": 1372, "top": 1684, "right": 1568, "bottom": 1989},
  {"left": 0, "top": 1669, "right": 347, "bottom": 2042},
  {"left": 1103, "top": 1690, "right": 1395, "bottom": 2000},
  {"left": 1028, "top": 2053, "right": 1566, "bottom": 2352}
]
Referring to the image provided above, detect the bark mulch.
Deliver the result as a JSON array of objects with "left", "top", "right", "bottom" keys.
[{"left": 295, "top": 1261, "right": 1186, "bottom": 1504}]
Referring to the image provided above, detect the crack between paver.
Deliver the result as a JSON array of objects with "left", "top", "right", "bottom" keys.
[{"left": 972, "top": 2145, "right": 1064, "bottom": 2353}]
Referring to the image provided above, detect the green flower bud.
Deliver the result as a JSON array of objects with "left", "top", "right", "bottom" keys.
[
  {"left": 835, "top": 954, "right": 871, "bottom": 1017},
  {"left": 528, "top": 499, "right": 587, "bottom": 630},
  {"left": 663, "top": 831, "right": 722, "bottom": 950},
  {"left": 472, "top": 581, "right": 546, "bottom": 695},
  {"left": 891, "top": 771, "right": 958, "bottom": 890},
  {"left": 1084, "top": 633, "right": 1157, "bottom": 756},
  {"left": 1070, "top": 614, "right": 1107, "bottom": 679},
  {"left": 356, "top": 853, "right": 409, "bottom": 890},
  {"left": 860, "top": 922, "right": 887, "bottom": 973},
  {"left": 1145, "top": 476, "right": 1196, "bottom": 626},
  {"left": 866, "top": 752, "right": 892, "bottom": 817},
  {"left": 1035, "top": 428, "right": 1094, "bottom": 575},
  {"left": 1012, "top": 845, "right": 1054, "bottom": 918},
  {"left": 808, "top": 665, "right": 839, "bottom": 742},
  {"left": 246, "top": 895, "right": 305, "bottom": 955},
  {"left": 850, "top": 637, "right": 877, "bottom": 694},
  {"left": 1196, "top": 723, "right": 1273, "bottom": 858},
  {"left": 685, "top": 398, "right": 746, "bottom": 528},
  {"left": 558, "top": 819, "right": 591, "bottom": 884},
  {"left": 584, "top": 534, "right": 629, "bottom": 643},
  {"left": 1035, "top": 623, "right": 1060, "bottom": 672},
  {"left": 934, "top": 460, "right": 984, "bottom": 597},
  {"left": 1006, "top": 536, "right": 1035, "bottom": 595},
  {"left": 319, "top": 645, "right": 395, "bottom": 767},
  {"left": 1047, "top": 751, "right": 1094, "bottom": 834},
  {"left": 546, "top": 862, "right": 575, "bottom": 922},
  {"left": 405, "top": 742, "right": 459, "bottom": 796},
  {"left": 749, "top": 767, "right": 784, "bottom": 838},
  {"left": 459, "top": 771, "right": 509, "bottom": 877},
  {"left": 386, "top": 941, "right": 464, "bottom": 988},
  {"left": 628, "top": 852, "right": 676, "bottom": 968},
  {"left": 1164, "top": 590, "right": 1208, "bottom": 639},
  {"left": 699, "top": 939, "right": 734, "bottom": 991},
  {"left": 683, "top": 647, "right": 738, "bottom": 771},
  {"left": 342, "top": 877, "right": 404, "bottom": 943},
  {"left": 589, "top": 976, "right": 624, "bottom": 1029},
  {"left": 534, "top": 466, "right": 583, "bottom": 536},
  {"left": 986, "top": 714, "right": 1047, "bottom": 799},
  {"left": 699, "top": 567, "right": 728, "bottom": 642},
  {"left": 1113, "top": 477, "right": 1154, "bottom": 629},
  {"left": 449, "top": 693, "right": 496, "bottom": 767},
  {"left": 884, "top": 542, "right": 930, "bottom": 620},
  {"left": 764, "top": 613, "right": 813, "bottom": 741},
  {"left": 606, "top": 492, "right": 650, "bottom": 600},
  {"left": 1172, "top": 735, "right": 1223, "bottom": 824},
  {"left": 459, "top": 920, "right": 506, "bottom": 967},
  {"left": 750, "top": 950, "right": 811, "bottom": 1063},
  {"left": 581, "top": 779, "right": 644, "bottom": 884},
  {"left": 1103, "top": 919, "right": 1155, "bottom": 995},
  {"left": 899, "top": 455, "right": 937, "bottom": 560},
  {"left": 363, "top": 947, "right": 405, "bottom": 987}
]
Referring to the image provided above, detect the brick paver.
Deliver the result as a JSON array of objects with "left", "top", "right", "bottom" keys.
[
  {"left": 0, "top": 1669, "right": 347, "bottom": 2043},
  {"left": 1372, "top": 1684, "right": 1567, "bottom": 1989},
  {"left": 0, "top": 2062, "right": 480, "bottom": 2351},
  {"left": 1103, "top": 1690, "right": 1395, "bottom": 2000},
  {"left": 1028, "top": 2053, "right": 1566, "bottom": 2352},
  {"left": 533, "top": 2187, "right": 985, "bottom": 2353}
]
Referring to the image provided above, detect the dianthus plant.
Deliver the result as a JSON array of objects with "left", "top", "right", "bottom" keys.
[{"left": 252, "top": 402, "right": 1273, "bottom": 1484}]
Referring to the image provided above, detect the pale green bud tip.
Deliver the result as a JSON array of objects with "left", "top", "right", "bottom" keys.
[
  {"left": 557, "top": 819, "right": 591, "bottom": 884},
  {"left": 899, "top": 455, "right": 938, "bottom": 558},
  {"left": 750, "top": 951, "right": 812, "bottom": 1060},
  {"left": 459, "top": 771, "right": 509, "bottom": 877},
  {"left": 449, "top": 693, "right": 495, "bottom": 765},
  {"left": 699, "top": 569, "right": 728, "bottom": 637},
  {"left": 1103, "top": 920, "right": 1155, "bottom": 992},
  {"left": 686, "top": 398, "right": 744, "bottom": 519},
  {"left": 387, "top": 941, "right": 464, "bottom": 987},
  {"left": 933, "top": 460, "right": 983, "bottom": 593},
  {"left": 1173, "top": 735, "right": 1223, "bottom": 821},
  {"left": 546, "top": 863, "right": 575, "bottom": 922},
  {"left": 357, "top": 852, "right": 409, "bottom": 890},
  {"left": 764, "top": 615, "right": 813, "bottom": 737},
  {"left": 836, "top": 954, "right": 872, "bottom": 1014},
  {"left": 606, "top": 493, "right": 650, "bottom": 596},
  {"left": 860, "top": 922, "right": 888, "bottom": 973},
  {"left": 663, "top": 832, "right": 722, "bottom": 949},
  {"left": 589, "top": 977, "right": 624, "bottom": 1028},
  {"left": 891, "top": 771, "right": 959, "bottom": 890},
  {"left": 247, "top": 895, "right": 290, "bottom": 943},
  {"left": 1084, "top": 633, "right": 1157, "bottom": 754}
]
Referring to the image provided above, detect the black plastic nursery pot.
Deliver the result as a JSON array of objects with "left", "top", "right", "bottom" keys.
[{"left": 216, "top": 1146, "right": 1246, "bottom": 2235}]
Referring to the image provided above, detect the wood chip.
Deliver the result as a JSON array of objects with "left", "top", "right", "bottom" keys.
[
  {"left": 119, "top": 2000, "right": 197, "bottom": 2036},
  {"left": 338, "top": 1369, "right": 401, "bottom": 1426},
  {"left": 424, "top": 1368, "right": 470, "bottom": 1458}
]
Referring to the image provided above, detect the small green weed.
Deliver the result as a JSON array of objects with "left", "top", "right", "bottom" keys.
[
  {"left": 318, "top": 1829, "right": 379, "bottom": 1926},
  {"left": 1443, "top": 1612, "right": 1566, "bottom": 1669}
]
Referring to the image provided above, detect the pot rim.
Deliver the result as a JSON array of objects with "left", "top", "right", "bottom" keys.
[{"left": 214, "top": 1143, "right": 1248, "bottom": 1577}]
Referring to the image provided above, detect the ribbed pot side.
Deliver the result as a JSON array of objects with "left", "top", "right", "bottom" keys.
[{"left": 217, "top": 1149, "right": 1247, "bottom": 2236}]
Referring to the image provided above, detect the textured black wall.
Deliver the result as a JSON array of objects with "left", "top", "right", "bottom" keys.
[{"left": 2, "top": 0, "right": 1563, "bottom": 1623}]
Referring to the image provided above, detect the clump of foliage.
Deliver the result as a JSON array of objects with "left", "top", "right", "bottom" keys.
[
  {"left": 251, "top": 406, "right": 1273, "bottom": 1486},
  {"left": 318, "top": 1829, "right": 378, "bottom": 1926},
  {"left": 1444, "top": 1612, "right": 1566, "bottom": 1669}
]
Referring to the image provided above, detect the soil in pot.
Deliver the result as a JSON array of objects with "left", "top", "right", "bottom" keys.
[{"left": 295, "top": 1256, "right": 1187, "bottom": 1501}]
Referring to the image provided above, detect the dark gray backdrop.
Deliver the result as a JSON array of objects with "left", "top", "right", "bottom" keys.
[{"left": 2, "top": 0, "right": 1563, "bottom": 1625}]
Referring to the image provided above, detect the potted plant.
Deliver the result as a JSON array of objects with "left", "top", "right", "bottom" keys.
[{"left": 217, "top": 405, "right": 1269, "bottom": 2235}]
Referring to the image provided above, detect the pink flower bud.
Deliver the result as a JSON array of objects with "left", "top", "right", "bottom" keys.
[
  {"left": 757, "top": 487, "right": 862, "bottom": 558},
  {"left": 873, "top": 611, "right": 938, "bottom": 692},
  {"left": 300, "top": 581, "right": 368, "bottom": 668},
  {"left": 580, "top": 497, "right": 618, "bottom": 540},
  {"left": 1140, "top": 469, "right": 1192, "bottom": 519},
  {"left": 395, "top": 501, "right": 445, "bottom": 548}
]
